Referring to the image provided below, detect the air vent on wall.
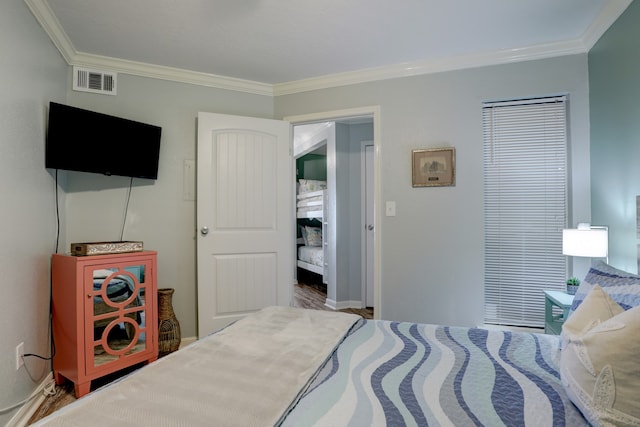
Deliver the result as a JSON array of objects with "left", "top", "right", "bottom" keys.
[{"left": 72, "top": 67, "right": 117, "bottom": 95}]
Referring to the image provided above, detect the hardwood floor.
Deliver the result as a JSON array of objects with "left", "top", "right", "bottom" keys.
[
  {"left": 294, "top": 282, "right": 374, "bottom": 319},
  {"left": 27, "top": 282, "right": 372, "bottom": 424}
]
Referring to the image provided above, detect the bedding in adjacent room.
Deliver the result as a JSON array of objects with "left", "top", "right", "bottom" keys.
[
  {"left": 298, "top": 245, "right": 323, "bottom": 268},
  {"left": 298, "top": 179, "right": 327, "bottom": 193}
]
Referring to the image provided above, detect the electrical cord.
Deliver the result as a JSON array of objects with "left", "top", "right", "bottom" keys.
[
  {"left": 120, "top": 176, "right": 134, "bottom": 241},
  {"left": 19, "top": 171, "right": 59, "bottom": 363},
  {"left": 22, "top": 170, "right": 60, "bottom": 363},
  {"left": 6, "top": 172, "right": 135, "bottom": 414},
  {"left": 55, "top": 169, "right": 60, "bottom": 254},
  {"left": 3, "top": 170, "right": 68, "bottom": 415},
  {"left": 1, "top": 172, "right": 61, "bottom": 415},
  {"left": 0, "top": 376, "right": 57, "bottom": 414}
]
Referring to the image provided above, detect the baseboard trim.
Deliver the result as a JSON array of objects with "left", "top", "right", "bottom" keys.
[
  {"left": 324, "top": 298, "right": 363, "bottom": 311},
  {"left": 179, "top": 336, "right": 197, "bottom": 348},
  {"left": 324, "top": 298, "right": 337, "bottom": 310},
  {"left": 7, "top": 372, "right": 54, "bottom": 427}
]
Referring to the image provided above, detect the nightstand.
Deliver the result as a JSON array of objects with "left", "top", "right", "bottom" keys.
[
  {"left": 544, "top": 290, "right": 575, "bottom": 335},
  {"left": 52, "top": 251, "right": 158, "bottom": 397}
]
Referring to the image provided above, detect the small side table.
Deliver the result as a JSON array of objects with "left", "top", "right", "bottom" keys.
[{"left": 544, "top": 290, "right": 575, "bottom": 335}]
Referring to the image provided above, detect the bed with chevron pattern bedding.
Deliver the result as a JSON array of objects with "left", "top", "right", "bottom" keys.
[
  {"left": 32, "top": 307, "right": 589, "bottom": 427},
  {"left": 283, "top": 318, "right": 588, "bottom": 426}
]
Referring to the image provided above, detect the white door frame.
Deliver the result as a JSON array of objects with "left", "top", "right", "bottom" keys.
[{"left": 284, "top": 106, "right": 381, "bottom": 318}]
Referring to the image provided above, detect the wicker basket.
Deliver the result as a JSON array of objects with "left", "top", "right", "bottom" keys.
[{"left": 157, "top": 288, "right": 181, "bottom": 356}]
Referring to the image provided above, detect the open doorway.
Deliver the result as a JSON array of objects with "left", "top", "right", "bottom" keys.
[{"left": 291, "top": 115, "right": 376, "bottom": 319}]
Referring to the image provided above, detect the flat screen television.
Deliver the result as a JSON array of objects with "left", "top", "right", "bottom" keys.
[{"left": 45, "top": 102, "right": 162, "bottom": 179}]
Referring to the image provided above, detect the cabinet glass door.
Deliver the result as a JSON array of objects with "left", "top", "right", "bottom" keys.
[{"left": 86, "top": 263, "right": 150, "bottom": 369}]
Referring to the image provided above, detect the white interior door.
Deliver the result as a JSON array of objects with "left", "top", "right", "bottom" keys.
[{"left": 197, "top": 112, "right": 293, "bottom": 337}]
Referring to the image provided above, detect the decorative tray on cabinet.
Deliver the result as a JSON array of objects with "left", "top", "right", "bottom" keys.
[{"left": 71, "top": 241, "right": 143, "bottom": 256}]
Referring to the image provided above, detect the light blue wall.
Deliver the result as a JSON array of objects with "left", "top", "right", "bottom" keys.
[
  {"left": 276, "top": 55, "right": 592, "bottom": 326},
  {"left": 589, "top": 1, "right": 640, "bottom": 273},
  {"left": 0, "top": 1, "right": 68, "bottom": 423}
]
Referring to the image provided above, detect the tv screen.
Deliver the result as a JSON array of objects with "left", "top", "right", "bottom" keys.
[{"left": 45, "top": 102, "right": 162, "bottom": 179}]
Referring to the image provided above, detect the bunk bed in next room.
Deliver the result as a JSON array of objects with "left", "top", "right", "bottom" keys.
[{"left": 296, "top": 179, "right": 327, "bottom": 283}]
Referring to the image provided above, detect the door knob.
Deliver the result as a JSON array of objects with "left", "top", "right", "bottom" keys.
[
  {"left": 367, "top": 224, "right": 374, "bottom": 231},
  {"left": 200, "top": 226, "right": 209, "bottom": 236}
]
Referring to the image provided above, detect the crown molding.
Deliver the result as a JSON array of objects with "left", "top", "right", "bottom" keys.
[
  {"left": 273, "top": 39, "right": 589, "bottom": 96},
  {"left": 71, "top": 52, "right": 274, "bottom": 96},
  {"left": 25, "top": 0, "right": 631, "bottom": 97},
  {"left": 24, "top": 0, "right": 75, "bottom": 63},
  {"left": 582, "top": 0, "right": 632, "bottom": 50}
]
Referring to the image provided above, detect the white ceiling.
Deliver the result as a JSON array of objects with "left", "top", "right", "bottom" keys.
[{"left": 27, "top": 0, "right": 631, "bottom": 95}]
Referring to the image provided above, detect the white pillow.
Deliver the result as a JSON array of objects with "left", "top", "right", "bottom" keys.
[
  {"left": 298, "top": 179, "right": 327, "bottom": 193},
  {"left": 305, "top": 226, "right": 322, "bottom": 247},
  {"left": 560, "top": 286, "right": 640, "bottom": 426},
  {"left": 561, "top": 284, "right": 624, "bottom": 348}
]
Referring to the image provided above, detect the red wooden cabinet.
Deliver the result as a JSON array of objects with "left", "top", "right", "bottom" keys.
[{"left": 51, "top": 251, "right": 158, "bottom": 397}]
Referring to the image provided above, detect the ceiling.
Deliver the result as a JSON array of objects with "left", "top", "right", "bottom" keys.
[{"left": 27, "top": 0, "right": 631, "bottom": 95}]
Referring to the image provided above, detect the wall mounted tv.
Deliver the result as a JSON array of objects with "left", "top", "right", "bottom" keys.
[{"left": 45, "top": 102, "right": 162, "bottom": 179}]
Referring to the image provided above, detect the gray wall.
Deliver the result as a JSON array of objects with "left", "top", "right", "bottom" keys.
[
  {"left": 0, "top": 1, "right": 68, "bottom": 423},
  {"left": 275, "top": 55, "right": 592, "bottom": 325},
  {"left": 590, "top": 0, "right": 640, "bottom": 274},
  {"left": 334, "top": 123, "right": 351, "bottom": 303}
]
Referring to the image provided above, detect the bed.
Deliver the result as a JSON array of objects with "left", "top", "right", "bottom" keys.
[
  {"left": 296, "top": 182, "right": 327, "bottom": 280},
  {"left": 32, "top": 261, "right": 640, "bottom": 427},
  {"left": 297, "top": 244, "right": 324, "bottom": 275}
]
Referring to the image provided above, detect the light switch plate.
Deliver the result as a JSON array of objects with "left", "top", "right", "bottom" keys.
[
  {"left": 385, "top": 201, "right": 396, "bottom": 217},
  {"left": 183, "top": 159, "right": 196, "bottom": 201}
]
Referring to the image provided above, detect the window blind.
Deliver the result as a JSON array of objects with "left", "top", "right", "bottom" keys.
[{"left": 483, "top": 96, "right": 568, "bottom": 328}]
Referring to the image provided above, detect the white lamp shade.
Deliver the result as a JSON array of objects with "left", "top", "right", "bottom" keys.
[{"left": 562, "top": 227, "right": 608, "bottom": 258}]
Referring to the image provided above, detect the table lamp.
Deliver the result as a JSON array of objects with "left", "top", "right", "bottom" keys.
[{"left": 562, "top": 223, "right": 608, "bottom": 263}]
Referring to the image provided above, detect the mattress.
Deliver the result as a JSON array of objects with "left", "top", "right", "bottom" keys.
[
  {"left": 297, "top": 206, "right": 323, "bottom": 218},
  {"left": 298, "top": 245, "right": 323, "bottom": 267},
  {"left": 297, "top": 190, "right": 324, "bottom": 218},
  {"left": 297, "top": 194, "right": 323, "bottom": 207}
]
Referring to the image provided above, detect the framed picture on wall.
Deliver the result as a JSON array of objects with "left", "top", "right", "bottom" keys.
[{"left": 412, "top": 147, "right": 455, "bottom": 187}]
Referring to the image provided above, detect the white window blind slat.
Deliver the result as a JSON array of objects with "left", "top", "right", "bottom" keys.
[{"left": 483, "top": 96, "right": 568, "bottom": 328}]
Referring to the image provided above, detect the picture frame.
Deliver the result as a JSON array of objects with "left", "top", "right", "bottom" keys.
[{"left": 412, "top": 147, "right": 455, "bottom": 187}]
